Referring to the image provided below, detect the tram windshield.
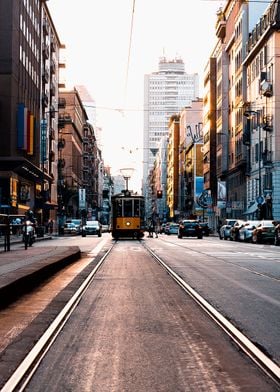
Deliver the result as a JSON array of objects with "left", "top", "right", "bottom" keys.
[
  {"left": 113, "top": 197, "right": 145, "bottom": 218},
  {"left": 124, "top": 200, "right": 132, "bottom": 217}
]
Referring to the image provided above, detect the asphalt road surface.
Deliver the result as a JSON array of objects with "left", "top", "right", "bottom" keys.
[{"left": 24, "top": 240, "right": 276, "bottom": 391}]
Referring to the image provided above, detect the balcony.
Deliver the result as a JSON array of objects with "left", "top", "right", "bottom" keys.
[
  {"left": 58, "top": 97, "right": 66, "bottom": 109},
  {"left": 42, "top": 69, "right": 49, "bottom": 84},
  {"left": 42, "top": 93, "right": 49, "bottom": 108},
  {"left": 263, "top": 115, "right": 273, "bottom": 132},
  {"left": 43, "top": 19, "right": 49, "bottom": 36},
  {"left": 50, "top": 83, "right": 56, "bottom": 97},
  {"left": 58, "top": 113, "right": 72, "bottom": 128},
  {"left": 262, "top": 150, "right": 273, "bottom": 167},
  {"left": 50, "top": 40, "right": 56, "bottom": 53},
  {"left": 260, "top": 80, "right": 273, "bottom": 97},
  {"left": 50, "top": 59, "right": 56, "bottom": 74},
  {"left": 215, "top": 9, "right": 226, "bottom": 39},
  {"left": 49, "top": 105, "right": 56, "bottom": 118},
  {"left": 42, "top": 44, "right": 49, "bottom": 60},
  {"left": 49, "top": 128, "right": 55, "bottom": 140},
  {"left": 58, "top": 138, "right": 65, "bottom": 149}
]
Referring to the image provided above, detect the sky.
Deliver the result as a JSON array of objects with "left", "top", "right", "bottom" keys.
[{"left": 48, "top": 0, "right": 224, "bottom": 192}]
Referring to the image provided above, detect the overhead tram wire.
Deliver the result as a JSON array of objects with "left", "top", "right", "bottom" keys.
[
  {"left": 123, "top": 0, "right": 136, "bottom": 112},
  {"left": 202, "top": 0, "right": 273, "bottom": 3}
]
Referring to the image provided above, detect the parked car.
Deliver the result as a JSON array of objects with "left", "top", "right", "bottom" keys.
[
  {"left": 82, "top": 220, "right": 102, "bottom": 237},
  {"left": 66, "top": 219, "right": 82, "bottom": 234},
  {"left": 178, "top": 220, "right": 203, "bottom": 239},
  {"left": 101, "top": 224, "right": 109, "bottom": 233},
  {"left": 199, "top": 222, "right": 210, "bottom": 236},
  {"left": 63, "top": 222, "right": 78, "bottom": 235},
  {"left": 165, "top": 222, "right": 179, "bottom": 235},
  {"left": 252, "top": 220, "right": 275, "bottom": 244},
  {"left": 219, "top": 219, "right": 237, "bottom": 240},
  {"left": 239, "top": 221, "right": 260, "bottom": 242},
  {"left": 160, "top": 223, "right": 166, "bottom": 234},
  {"left": 163, "top": 222, "right": 170, "bottom": 234},
  {"left": 229, "top": 219, "right": 246, "bottom": 241}
]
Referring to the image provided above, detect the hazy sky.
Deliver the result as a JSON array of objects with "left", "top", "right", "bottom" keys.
[{"left": 48, "top": 0, "right": 224, "bottom": 191}]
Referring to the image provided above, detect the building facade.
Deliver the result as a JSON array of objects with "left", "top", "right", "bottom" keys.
[
  {"left": 243, "top": 0, "right": 280, "bottom": 220},
  {"left": 143, "top": 56, "right": 199, "bottom": 216},
  {"left": 0, "top": 0, "right": 62, "bottom": 228}
]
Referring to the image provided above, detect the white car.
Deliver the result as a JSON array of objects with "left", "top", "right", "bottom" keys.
[
  {"left": 239, "top": 221, "right": 260, "bottom": 242},
  {"left": 82, "top": 220, "right": 102, "bottom": 237},
  {"left": 63, "top": 222, "right": 78, "bottom": 235}
]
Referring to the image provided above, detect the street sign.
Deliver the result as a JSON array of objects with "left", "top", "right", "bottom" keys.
[{"left": 256, "top": 196, "right": 264, "bottom": 204}]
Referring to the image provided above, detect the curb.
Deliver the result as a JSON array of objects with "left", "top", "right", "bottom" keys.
[{"left": 0, "top": 246, "right": 81, "bottom": 308}]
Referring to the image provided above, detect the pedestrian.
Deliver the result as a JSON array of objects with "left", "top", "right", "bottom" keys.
[
  {"left": 217, "top": 219, "right": 222, "bottom": 238},
  {"left": 147, "top": 219, "right": 154, "bottom": 238},
  {"left": 49, "top": 219, "right": 54, "bottom": 234},
  {"left": 154, "top": 219, "right": 160, "bottom": 238}
]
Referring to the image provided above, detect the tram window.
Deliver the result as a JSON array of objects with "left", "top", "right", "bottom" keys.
[
  {"left": 124, "top": 200, "right": 132, "bottom": 217},
  {"left": 134, "top": 200, "right": 140, "bottom": 216},
  {"left": 140, "top": 200, "right": 145, "bottom": 216},
  {"left": 113, "top": 200, "right": 122, "bottom": 216},
  {"left": 116, "top": 200, "right": 122, "bottom": 217}
]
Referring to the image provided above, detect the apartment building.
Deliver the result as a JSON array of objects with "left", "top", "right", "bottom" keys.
[
  {"left": 41, "top": 2, "right": 64, "bottom": 225},
  {"left": 57, "top": 89, "right": 88, "bottom": 219},
  {"left": 178, "top": 100, "right": 204, "bottom": 218},
  {"left": 0, "top": 0, "right": 62, "bottom": 226},
  {"left": 243, "top": 0, "right": 280, "bottom": 220},
  {"left": 203, "top": 57, "right": 217, "bottom": 228},
  {"left": 202, "top": 0, "right": 272, "bottom": 226},
  {"left": 167, "top": 115, "right": 180, "bottom": 219}
]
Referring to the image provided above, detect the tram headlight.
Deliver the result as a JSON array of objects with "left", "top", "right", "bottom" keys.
[{"left": 126, "top": 221, "right": 131, "bottom": 227}]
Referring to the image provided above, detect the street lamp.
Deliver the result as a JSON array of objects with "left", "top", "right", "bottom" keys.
[{"left": 120, "top": 168, "right": 134, "bottom": 191}]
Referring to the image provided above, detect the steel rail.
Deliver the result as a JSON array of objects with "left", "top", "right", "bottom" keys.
[
  {"left": 143, "top": 242, "right": 280, "bottom": 387},
  {"left": 0, "top": 242, "right": 116, "bottom": 392}
]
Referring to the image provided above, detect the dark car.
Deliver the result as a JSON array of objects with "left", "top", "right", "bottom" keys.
[
  {"left": 160, "top": 223, "right": 166, "bottom": 234},
  {"left": 178, "top": 220, "right": 203, "bottom": 239},
  {"left": 252, "top": 220, "right": 275, "bottom": 244},
  {"left": 199, "top": 222, "right": 210, "bottom": 236},
  {"left": 82, "top": 220, "right": 102, "bottom": 237}
]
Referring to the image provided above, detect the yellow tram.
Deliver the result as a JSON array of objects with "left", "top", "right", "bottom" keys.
[{"left": 111, "top": 191, "right": 145, "bottom": 239}]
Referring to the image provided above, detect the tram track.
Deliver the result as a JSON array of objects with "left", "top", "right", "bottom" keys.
[
  {"left": 142, "top": 240, "right": 280, "bottom": 387},
  {"left": 1, "top": 238, "right": 280, "bottom": 390},
  {"left": 0, "top": 242, "right": 116, "bottom": 392}
]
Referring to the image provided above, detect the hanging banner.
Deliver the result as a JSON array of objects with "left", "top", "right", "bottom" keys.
[
  {"left": 40, "top": 119, "right": 47, "bottom": 163},
  {"left": 79, "top": 188, "right": 86, "bottom": 209}
]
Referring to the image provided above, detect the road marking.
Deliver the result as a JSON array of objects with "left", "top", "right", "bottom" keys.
[{"left": 88, "top": 238, "right": 108, "bottom": 256}]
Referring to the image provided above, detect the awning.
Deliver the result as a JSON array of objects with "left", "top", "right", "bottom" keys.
[
  {"left": 242, "top": 202, "right": 258, "bottom": 215},
  {"left": 44, "top": 201, "right": 58, "bottom": 210},
  {"left": 0, "top": 157, "right": 53, "bottom": 182}
]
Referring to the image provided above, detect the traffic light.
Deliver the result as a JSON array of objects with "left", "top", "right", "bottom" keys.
[{"left": 157, "top": 190, "right": 163, "bottom": 199}]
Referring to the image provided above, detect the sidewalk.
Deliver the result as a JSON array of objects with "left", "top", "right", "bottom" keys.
[
  {"left": 0, "top": 239, "right": 81, "bottom": 308},
  {"left": 0, "top": 232, "right": 54, "bottom": 250}
]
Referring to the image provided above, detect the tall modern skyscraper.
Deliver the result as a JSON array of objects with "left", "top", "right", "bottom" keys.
[{"left": 143, "top": 56, "right": 199, "bottom": 213}]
